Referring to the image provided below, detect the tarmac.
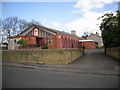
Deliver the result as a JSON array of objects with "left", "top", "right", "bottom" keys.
[{"left": 2, "top": 49, "right": 119, "bottom": 76}]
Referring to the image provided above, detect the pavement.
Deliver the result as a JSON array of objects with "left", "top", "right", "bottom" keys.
[{"left": 2, "top": 49, "right": 119, "bottom": 76}]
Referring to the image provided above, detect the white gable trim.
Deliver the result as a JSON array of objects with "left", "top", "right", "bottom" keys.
[{"left": 19, "top": 26, "right": 35, "bottom": 36}]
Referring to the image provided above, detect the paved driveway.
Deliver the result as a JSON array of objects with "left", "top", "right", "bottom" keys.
[
  {"left": 70, "top": 49, "right": 118, "bottom": 70},
  {"left": 65, "top": 49, "right": 118, "bottom": 75}
]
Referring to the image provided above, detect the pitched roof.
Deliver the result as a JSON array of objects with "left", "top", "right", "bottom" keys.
[
  {"left": 88, "top": 33, "right": 101, "bottom": 38},
  {"left": 19, "top": 24, "right": 82, "bottom": 39}
]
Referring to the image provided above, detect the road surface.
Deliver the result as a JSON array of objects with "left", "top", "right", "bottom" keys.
[{"left": 2, "top": 66, "right": 118, "bottom": 88}]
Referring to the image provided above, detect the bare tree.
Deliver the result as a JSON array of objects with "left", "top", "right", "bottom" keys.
[
  {"left": 17, "top": 19, "right": 28, "bottom": 32},
  {"left": 1, "top": 17, "right": 41, "bottom": 37},
  {"left": 2, "top": 17, "right": 18, "bottom": 36},
  {"left": 30, "top": 19, "right": 41, "bottom": 26}
]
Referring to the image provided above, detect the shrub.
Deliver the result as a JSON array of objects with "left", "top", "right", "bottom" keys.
[
  {"left": 41, "top": 45, "right": 48, "bottom": 49},
  {"left": 96, "top": 46, "right": 99, "bottom": 48},
  {"left": 17, "top": 39, "right": 26, "bottom": 45},
  {"left": 99, "top": 46, "right": 104, "bottom": 49}
]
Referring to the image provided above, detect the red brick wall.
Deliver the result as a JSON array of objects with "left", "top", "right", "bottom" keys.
[
  {"left": 9, "top": 35, "right": 84, "bottom": 49},
  {"left": 19, "top": 35, "right": 85, "bottom": 49},
  {"left": 39, "top": 38, "right": 46, "bottom": 45},
  {"left": 21, "top": 36, "right": 36, "bottom": 47},
  {"left": 47, "top": 35, "right": 58, "bottom": 49},
  {"left": 82, "top": 41, "right": 97, "bottom": 49},
  {"left": 45, "top": 35, "right": 82, "bottom": 49},
  {"left": 43, "top": 36, "right": 57, "bottom": 49},
  {"left": 9, "top": 36, "right": 37, "bottom": 46}
]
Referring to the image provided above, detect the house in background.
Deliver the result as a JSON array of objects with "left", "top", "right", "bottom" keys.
[
  {"left": 87, "top": 32, "right": 103, "bottom": 47},
  {"left": 8, "top": 24, "right": 84, "bottom": 50}
]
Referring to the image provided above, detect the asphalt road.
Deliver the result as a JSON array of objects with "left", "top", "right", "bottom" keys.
[{"left": 2, "top": 66, "right": 118, "bottom": 88}]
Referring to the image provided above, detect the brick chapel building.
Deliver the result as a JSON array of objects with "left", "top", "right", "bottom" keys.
[{"left": 8, "top": 24, "right": 85, "bottom": 49}]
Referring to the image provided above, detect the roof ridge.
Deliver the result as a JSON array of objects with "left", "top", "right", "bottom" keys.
[
  {"left": 89, "top": 33, "right": 101, "bottom": 37},
  {"left": 19, "top": 24, "right": 82, "bottom": 39},
  {"left": 35, "top": 24, "right": 81, "bottom": 38}
]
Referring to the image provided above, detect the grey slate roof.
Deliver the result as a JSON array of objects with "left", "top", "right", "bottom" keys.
[
  {"left": 18, "top": 24, "right": 82, "bottom": 39},
  {"left": 88, "top": 33, "right": 101, "bottom": 38}
]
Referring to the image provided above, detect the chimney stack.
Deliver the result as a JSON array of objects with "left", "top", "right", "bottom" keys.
[{"left": 71, "top": 30, "right": 76, "bottom": 35}]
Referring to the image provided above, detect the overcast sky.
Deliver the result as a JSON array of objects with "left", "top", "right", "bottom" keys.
[{"left": 1, "top": 0, "right": 119, "bottom": 36}]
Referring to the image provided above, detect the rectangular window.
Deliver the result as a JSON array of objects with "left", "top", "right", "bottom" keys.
[
  {"left": 40, "top": 30, "right": 42, "bottom": 37},
  {"left": 47, "top": 33, "right": 49, "bottom": 37},
  {"left": 45, "top": 32, "right": 47, "bottom": 37},
  {"left": 49, "top": 33, "right": 51, "bottom": 37},
  {"left": 43, "top": 30, "right": 44, "bottom": 37}
]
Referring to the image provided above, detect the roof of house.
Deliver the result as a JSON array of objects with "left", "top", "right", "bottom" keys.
[
  {"left": 88, "top": 33, "right": 101, "bottom": 38},
  {"left": 18, "top": 24, "right": 83, "bottom": 39}
]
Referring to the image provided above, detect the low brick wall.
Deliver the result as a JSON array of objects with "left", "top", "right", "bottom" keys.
[
  {"left": 106, "top": 47, "right": 120, "bottom": 60},
  {"left": 2, "top": 49, "right": 83, "bottom": 64}
]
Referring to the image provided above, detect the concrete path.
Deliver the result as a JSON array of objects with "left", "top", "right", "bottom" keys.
[{"left": 3, "top": 49, "right": 119, "bottom": 76}]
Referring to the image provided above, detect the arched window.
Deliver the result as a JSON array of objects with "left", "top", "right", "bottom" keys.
[{"left": 34, "top": 28, "right": 38, "bottom": 36}]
